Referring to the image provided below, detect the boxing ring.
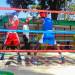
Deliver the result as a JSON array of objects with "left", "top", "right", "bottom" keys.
[
  {"left": 0, "top": 7, "right": 75, "bottom": 75},
  {"left": 0, "top": 7, "right": 75, "bottom": 53}
]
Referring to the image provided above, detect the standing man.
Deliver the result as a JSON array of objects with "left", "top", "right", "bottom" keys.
[
  {"left": 4, "top": 15, "right": 20, "bottom": 48},
  {"left": 39, "top": 13, "right": 55, "bottom": 45},
  {"left": 42, "top": 13, "right": 55, "bottom": 45},
  {"left": 4, "top": 13, "right": 22, "bottom": 64},
  {"left": 39, "top": 13, "right": 64, "bottom": 63}
]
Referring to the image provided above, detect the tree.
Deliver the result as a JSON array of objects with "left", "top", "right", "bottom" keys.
[
  {"left": 7, "top": 0, "right": 34, "bottom": 8},
  {"left": 7, "top": 0, "right": 69, "bottom": 20},
  {"left": 39, "top": 0, "right": 65, "bottom": 19}
]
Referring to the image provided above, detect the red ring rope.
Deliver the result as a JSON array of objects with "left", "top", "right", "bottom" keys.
[
  {"left": 0, "top": 50, "right": 75, "bottom": 52},
  {"left": 0, "top": 7, "right": 75, "bottom": 14}
]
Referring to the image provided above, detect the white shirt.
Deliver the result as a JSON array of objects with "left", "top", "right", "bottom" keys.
[
  {"left": 23, "top": 24, "right": 29, "bottom": 39},
  {"left": 18, "top": 11, "right": 32, "bottom": 19}
]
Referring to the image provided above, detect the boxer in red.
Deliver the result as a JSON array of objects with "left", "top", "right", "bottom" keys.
[
  {"left": 4, "top": 14, "right": 22, "bottom": 64},
  {"left": 4, "top": 15, "right": 20, "bottom": 48}
]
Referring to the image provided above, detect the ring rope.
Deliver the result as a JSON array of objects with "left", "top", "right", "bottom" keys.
[
  {"left": 0, "top": 50, "right": 75, "bottom": 52},
  {"left": 41, "top": 44, "right": 73, "bottom": 47},
  {"left": 0, "top": 29, "right": 75, "bottom": 34},
  {"left": 0, "top": 33, "right": 73, "bottom": 37},
  {"left": 0, "top": 7, "right": 75, "bottom": 14}
]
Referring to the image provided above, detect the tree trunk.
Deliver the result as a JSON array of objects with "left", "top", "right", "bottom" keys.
[{"left": 48, "top": 0, "right": 61, "bottom": 20}]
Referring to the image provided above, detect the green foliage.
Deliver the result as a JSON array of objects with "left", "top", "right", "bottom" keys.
[
  {"left": 0, "top": 71, "right": 14, "bottom": 75},
  {"left": 6, "top": 0, "right": 67, "bottom": 19},
  {"left": 69, "top": 4, "right": 75, "bottom": 11},
  {"left": 7, "top": 0, "right": 34, "bottom": 8}
]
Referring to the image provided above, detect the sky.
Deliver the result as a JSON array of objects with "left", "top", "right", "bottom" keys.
[
  {"left": 0, "top": 0, "right": 9, "bottom": 7},
  {"left": 0, "top": 0, "right": 15, "bottom": 15},
  {"left": 0, "top": 0, "right": 38, "bottom": 17}
]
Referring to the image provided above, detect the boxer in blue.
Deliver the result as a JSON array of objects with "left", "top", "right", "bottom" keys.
[
  {"left": 40, "top": 13, "right": 64, "bottom": 63},
  {"left": 42, "top": 13, "right": 56, "bottom": 46}
]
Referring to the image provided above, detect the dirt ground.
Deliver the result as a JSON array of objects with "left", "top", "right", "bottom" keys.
[
  {"left": 0, "top": 52, "right": 75, "bottom": 75},
  {"left": 0, "top": 64, "right": 75, "bottom": 75}
]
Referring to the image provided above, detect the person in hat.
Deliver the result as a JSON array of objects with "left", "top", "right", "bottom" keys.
[
  {"left": 4, "top": 15, "right": 20, "bottom": 48},
  {"left": 39, "top": 13, "right": 56, "bottom": 45},
  {"left": 39, "top": 13, "right": 64, "bottom": 63},
  {"left": 4, "top": 14, "right": 22, "bottom": 64}
]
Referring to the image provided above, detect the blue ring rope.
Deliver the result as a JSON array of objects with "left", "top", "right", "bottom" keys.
[{"left": 0, "top": 29, "right": 75, "bottom": 34}]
